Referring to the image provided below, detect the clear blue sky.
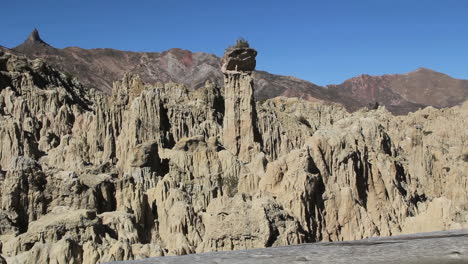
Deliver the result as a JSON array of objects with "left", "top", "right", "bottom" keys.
[{"left": 1, "top": 0, "right": 467, "bottom": 85}]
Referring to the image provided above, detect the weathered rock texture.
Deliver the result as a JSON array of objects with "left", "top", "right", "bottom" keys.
[
  {"left": 0, "top": 47, "right": 467, "bottom": 264},
  {"left": 221, "top": 47, "right": 261, "bottom": 162}
]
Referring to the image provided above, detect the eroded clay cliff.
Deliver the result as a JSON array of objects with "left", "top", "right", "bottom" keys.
[{"left": 0, "top": 46, "right": 466, "bottom": 264}]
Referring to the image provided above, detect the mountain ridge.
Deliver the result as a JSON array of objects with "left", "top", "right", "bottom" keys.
[{"left": 6, "top": 29, "right": 468, "bottom": 115}]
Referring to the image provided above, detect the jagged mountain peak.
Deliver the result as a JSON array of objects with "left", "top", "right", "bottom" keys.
[
  {"left": 27, "top": 28, "right": 42, "bottom": 42},
  {"left": 24, "top": 28, "right": 49, "bottom": 46},
  {"left": 14, "top": 28, "right": 52, "bottom": 52}
]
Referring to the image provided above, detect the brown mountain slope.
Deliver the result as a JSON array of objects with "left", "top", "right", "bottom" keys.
[
  {"left": 328, "top": 69, "right": 468, "bottom": 114},
  {"left": 391, "top": 68, "right": 468, "bottom": 107},
  {"left": 13, "top": 30, "right": 349, "bottom": 107},
  {"left": 11, "top": 29, "right": 468, "bottom": 115},
  {"left": 14, "top": 32, "right": 223, "bottom": 94}
]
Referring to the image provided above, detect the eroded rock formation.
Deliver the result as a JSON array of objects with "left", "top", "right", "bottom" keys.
[
  {"left": 0, "top": 46, "right": 466, "bottom": 264},
  {"left": 221, "top": 46, "right": 261, "bottom": 162}
]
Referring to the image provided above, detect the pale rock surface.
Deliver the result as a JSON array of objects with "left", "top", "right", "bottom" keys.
[
  {"left": 197, "top": 194, "right": 306, "bottom": 252},
  {"left": 257, "top": 97, "right": 347, "bottom": 160},
  {"left": 0, "top": 48, "right": 467, "bottom": 264},
  {"left": 221, "top": 47, "right": 261, "bottom": 163}
]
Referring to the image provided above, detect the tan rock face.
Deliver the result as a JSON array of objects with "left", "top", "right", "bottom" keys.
[
  {"left": 221, "top": 47, "right": 261, "bottom": 163},
  {"left": 0, "top": 49, "right": 467, "bottom": 263}
]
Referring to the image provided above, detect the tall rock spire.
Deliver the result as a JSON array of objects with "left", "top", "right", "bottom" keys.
[
  {"left": 221, "top": 41, "right": 261, "bottom": 163},
  {"left": 14, "top": 28, "right": 52, "bottom": 53},
  {"left": 25, "top": 28, "right": 49, "bottom": 45},
  {"left": 28, "top": 28, "right": 41, "bottom": 42}
]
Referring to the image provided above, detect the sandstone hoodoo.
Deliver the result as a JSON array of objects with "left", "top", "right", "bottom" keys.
[
  {"left": 0, "top": 39, "right": 467, "bottom": 264},
  {"left": 221, "top": 41, "right": 261, "bottom": 162}
]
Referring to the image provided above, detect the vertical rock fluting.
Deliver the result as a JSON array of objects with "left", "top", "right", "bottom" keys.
[
  {"left": 1, "top": 48, "right": 467, "bottom": 263},
  {"left": 221, "top": 46, "right": 261, "bottom": 163}
]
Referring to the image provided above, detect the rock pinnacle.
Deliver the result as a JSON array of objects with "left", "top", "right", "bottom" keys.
[
  {"left": 221, "top": 41, "right": 261, "bottom": 162},
  {"left": 14, "top": 28, "right": 51, "bottom": 52},
  {"left": 26, "top": 28, "right": 47, "bottom": 44}
]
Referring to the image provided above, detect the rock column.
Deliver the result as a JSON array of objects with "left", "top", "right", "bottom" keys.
[{"left": 221, "top": 46, "right": 261, "bottom": 162}]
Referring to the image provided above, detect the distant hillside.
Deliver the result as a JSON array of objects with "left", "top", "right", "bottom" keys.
[
  {"left": 10, "top": 29, "right": 468, "bottom": 115},
  {"left": 327, "top": 69, "right": 468, "bottom": 115}
]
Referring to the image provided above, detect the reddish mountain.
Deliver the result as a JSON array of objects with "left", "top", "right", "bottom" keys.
[
  {"left": 10, "top": 29, "right": 468, "bottom": 115},
  {"left": 328, "top": 69, "right": 468, "bottom": 114},
  {"left": 14, "top": 30, "right": 223, "bottom": 94},
  {"left": 12, "top": 30, "right": 342, "bottom": 104}
]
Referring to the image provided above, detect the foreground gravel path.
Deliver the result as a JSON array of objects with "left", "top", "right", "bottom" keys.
[{"left": 108, "top": 229, "right": 468, "bottom": 264}]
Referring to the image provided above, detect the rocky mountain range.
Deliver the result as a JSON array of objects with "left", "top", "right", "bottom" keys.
[
  {"left": 0, "top": 36, "right": 467, "bottom": 264},
  {"left": 8, "top": 29, "right": 468, "bottom": 115}
]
